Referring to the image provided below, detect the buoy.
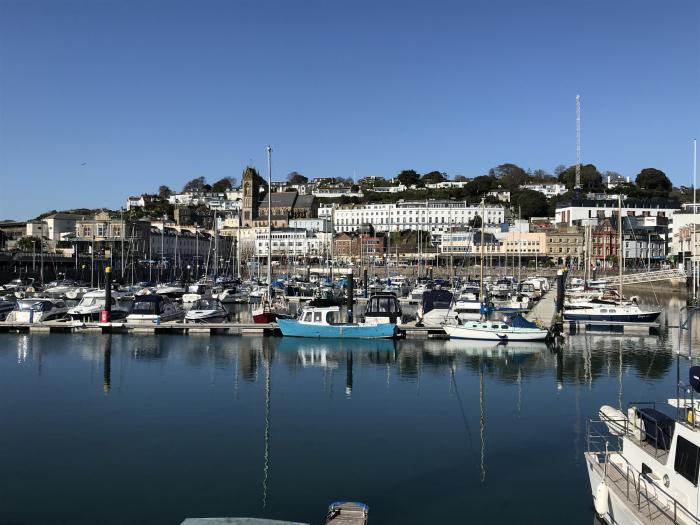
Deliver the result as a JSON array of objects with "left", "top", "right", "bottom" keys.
[{"left": 594, "top": 482, "right": 609, "bottom": 516}]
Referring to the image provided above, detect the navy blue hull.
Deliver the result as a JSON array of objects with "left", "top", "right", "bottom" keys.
[{"left": 563, "top": 311, "right": 660, "bottom": 323}]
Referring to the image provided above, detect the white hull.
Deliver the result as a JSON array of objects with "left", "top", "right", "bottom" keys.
[
  {"left": 418, "top": 308, "right": 451, "bottom": 327},
  {"left": 443, "top": 324, "right": 548, "bottom": 341}
]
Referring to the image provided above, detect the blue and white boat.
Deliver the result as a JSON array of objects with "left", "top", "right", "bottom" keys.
[{"left": 277, "top": 304, "right": 397, "bottom": 339}]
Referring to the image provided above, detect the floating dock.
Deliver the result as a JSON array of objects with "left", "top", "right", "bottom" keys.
[{"left": 563, "top": 320, "right": 661, "bottom": 335}]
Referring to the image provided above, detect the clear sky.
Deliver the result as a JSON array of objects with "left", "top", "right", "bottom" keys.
[{"left": 1, "top": 0, "right": 698, "bottom": 220}]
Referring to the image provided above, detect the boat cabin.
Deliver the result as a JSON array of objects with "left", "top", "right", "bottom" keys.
[
  {"left": 298, "top": 305, "right": 342, "bottom": 325},
  {"left": 364, "top": 293, "right": 402, "bottom": 325}
]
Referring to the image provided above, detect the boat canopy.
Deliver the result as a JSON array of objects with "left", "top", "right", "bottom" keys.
[
  {"left": 422, "top": 290, "right": 453, "bottom": 313},
  {"left": 510, "top": 314, "right": 539, "bottom": 329}
]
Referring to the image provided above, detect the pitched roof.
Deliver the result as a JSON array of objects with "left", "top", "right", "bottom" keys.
[
  {"left": 258, "top": 192, "right": 297, "bottom": 209},
  {"left": 295, "top": 195, "right": 316, "bottom": 209}
]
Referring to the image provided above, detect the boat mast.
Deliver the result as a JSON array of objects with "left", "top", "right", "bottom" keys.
[
  {"left": 267, "top": 146, "right": 273, "bottom": 300},
  {"left": 618, "top": 195, "right": 623, "bottom": 305},
  {"left": 480, "top": 198, "right": 485, "bottom": 303}
]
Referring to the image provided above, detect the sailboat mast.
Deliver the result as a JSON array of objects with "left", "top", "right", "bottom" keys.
[
  {"left": 480, "top": 198, "right": 485, "bottom": 301},
  {"left": 267, "top": 146, "right": 273, "bottom": 299},
  {"left": 618, "top": 195, "right": 623, "bottom": 305}
]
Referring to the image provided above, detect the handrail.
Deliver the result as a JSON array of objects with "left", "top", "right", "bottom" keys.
[{"left": 588, "top": 419, "right": 700, "bottom": 524}]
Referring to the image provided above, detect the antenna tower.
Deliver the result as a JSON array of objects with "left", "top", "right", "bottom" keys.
[{"left": 575, "top": 95, "right": 581, "bottom": 189}]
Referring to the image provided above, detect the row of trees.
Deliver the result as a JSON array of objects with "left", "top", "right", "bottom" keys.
[{"left": 157, "top": 175, "right": 239, "bottom": 199}]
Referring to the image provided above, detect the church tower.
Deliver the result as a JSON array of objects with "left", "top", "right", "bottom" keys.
[{"left": 241, "top": 166, "right": 260, "bottom": 227}]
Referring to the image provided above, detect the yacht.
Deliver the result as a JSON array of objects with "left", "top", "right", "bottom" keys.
[
  {"left": 126, "top": 295, "right": 184, "bottom": 324},
  {"left": 215, "top": 286, "right": 249, "bottom": 304},
  {"left": 6, "top": 298, "right": 69, "bottom": 323},
  {"left": 67, "top": 290, "right": 130, "bottom": 322},
  {"left": 184, "top": 298, "right": 229, "bottom": 323},
  {"left": 182, "top": 284, "right": 210, "bottom": 305},
  {"left": 416, "top": 289, "right": 453, "bottom": 327},
  {"left": 586, "top": 387, "right": 700, "bottom": 524},
  {"left": 154, "top": 282, "right": 186, "bottom": 299},
  {"left": 410, "top": 280, "right": 433, "bottom": 302}
]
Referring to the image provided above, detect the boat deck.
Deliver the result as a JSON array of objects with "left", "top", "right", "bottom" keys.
[{"left": 590, "top": 455, "right": 680, "bottom": 525}]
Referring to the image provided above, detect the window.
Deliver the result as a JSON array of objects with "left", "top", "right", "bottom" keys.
[
  {"left": 314, "top": 312, "right": 322, "bottom": 322},
  {"left": 675, "top": 436, "right": 700, "bottom": 485}
]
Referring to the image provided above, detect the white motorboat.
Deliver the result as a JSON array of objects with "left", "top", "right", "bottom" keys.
[
  {"left": 154, "top": 282, "right": 186, "bottom": 298},
  {"left": 5, "top": 298, "right": 69, "bottom": 323},
  {"left": 443, "top": 315, "right": 549, "bottom": 341},
  {"left": 184, "top": 298, "right": 229, "bottom": 323},
  {"left": 126, "top": 295, "right": 184, "bottom": 324},
  {"left": 410, "top": 280, "right": 433, "bottom": 302},
  {"left": 66, "top": 290, "right": 129, "bottom": 322},
  {"left": 215, "top": 287, "right": 249, "bottom": 304},
  {"left": 182, "top": 284, "right": 211, "bottom": 305}
]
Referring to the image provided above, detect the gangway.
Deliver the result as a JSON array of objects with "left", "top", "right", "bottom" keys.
[{"left": 598, "top": 268, "right": 686, "bottom": 286}]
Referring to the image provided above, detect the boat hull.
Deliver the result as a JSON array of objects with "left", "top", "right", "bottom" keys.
[
  {"left": 253, "top": 311, "right": 293, "bottom": 324},
  {"left": 563, "top": 311, "right": 660, "bottom": 323},
  {"left": 443, "top": 324, "right": 549, "bottom": 341},
  {"left": 277, "top": 319, "right": 396, "bottom": 339}
]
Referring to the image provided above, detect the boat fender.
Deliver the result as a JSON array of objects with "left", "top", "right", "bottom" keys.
[{"left": 594, "top": 482, "right": 609, "bottom": 516}]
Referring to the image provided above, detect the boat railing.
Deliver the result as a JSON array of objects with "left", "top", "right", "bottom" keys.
[{"left": 587, "top": 418, "right": 699, "bottom": 524}]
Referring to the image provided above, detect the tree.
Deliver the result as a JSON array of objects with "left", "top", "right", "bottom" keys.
[
  {"left": 454, "top": 175, "right": 470, "bottom": 182},
  {"left": 491, "top": 163, "right": 529, "bottom": 190},
  {"left": 465, "top": 175, "right": 496, "bottom": 196},
  {"left": 287, "top": 172, "right": 308, "bottom": 185},
  {"left": 557, "top": 164, "right": 603, "bottom": 192},
  {"left": 636, "top": 168, "right": 672, "bottom": 195},
  {"left": 182, "top": 176, "right": 207, "bottom": 193},
  {"left": 158, "top": 185, "right": 173, "bottom": 198},
  {"left": 421, "top": 171, "right": 447, "bottom": 184},
  {"left": 16, "top": 236, "right": 41, "bottom": 252},
  {"left": 469, "top": 215, "right": 482, "bottom": 228},
  {"left": 554, "top": 164, "right": 567, "bottom": 176},
  {"left": 511, "top": 189, "right": 549, "bottom": 219},
  {"left": 396, "top": 169, "right": 420, "bottom": 187},
  {"left": 211, "top": 176, "right": 236, "bottom": 192},
  {"left": 532, "top": 169, "right": 549, "bottom": 179}
]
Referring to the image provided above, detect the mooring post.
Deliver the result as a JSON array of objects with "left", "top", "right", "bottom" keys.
[
  {"left": 363, "top": 268, "right": 368, "bottom": 298},
  {"left": 347, "top": 270, "right": 354, "bottom": 323},
  {"left": 103, "top": 266, "right": 112, "bottom": 323},
  {"left": 555, "top": 268, "right": 566, "bottom": 314}
]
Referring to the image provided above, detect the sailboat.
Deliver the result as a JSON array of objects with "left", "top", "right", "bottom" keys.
[
  {"left": 563, "top": 196, "right": 662, "bottom": 324},
  {"left": 252, "top": 146, "right": 293, "bottom": 324},
  {"left": 444, "top": 198, "right": 549, "bottom": 342}
]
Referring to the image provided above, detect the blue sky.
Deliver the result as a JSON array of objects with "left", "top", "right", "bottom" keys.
[{"left": 1, "top": 0, "right": 698, "bottom": 220}]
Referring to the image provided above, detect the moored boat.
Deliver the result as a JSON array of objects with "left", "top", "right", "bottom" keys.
[
  {"left": 277, "top": 304, "right": 396, "bottom": 339},
  {"left": 443, "top": 314, "right": 549, "bottom": 341},
  {"left": 126, "top": 294, "right": 184, "bottom": 324},
  {"left": 184, "top": 298, "right": 229, "bottom": 323}
]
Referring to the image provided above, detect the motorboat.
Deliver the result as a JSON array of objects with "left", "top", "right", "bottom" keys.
[
  {"left": 215, "top": 287, "right": 249, "bottom": 304},
  {"left": 277, "top": 304, "right": 396, "bottom": 339},
  {"left": 66, "top": 290, "right": 130, "bottom": 322},
  {"left": 443, "top": 314, "right": 549, "bottom": 341},
  {"left": 5, "top": 298, "right": 69, "bottom": 323},
  {"left": 492, "top": 278, "right": 512, "bottom": 299},
  {"left": 386, "top": 275, "right": 410, "bottom": 297},
  {"left": 585, "top": 364, "right": 700, "bottom": 524},
  {"left": 410, "top": 280, "right": 433, "bottom": 302},
  {"left": 184, "top": 298, "right": 229, "bottom": 323},
  {"left": 563, "top": 302, "right": 661, "bottom": 323},
  {"left": 126, "top": 295, "right": 185, "bottom": 324},
  {"left": 416, "top": 289, "right": 453, "bottom": 327},
  {"left": 43, "top": 280, "right": 90, "bottom": 300},
  {"left": 154, "top": 282, "right": 186, "bottom": 298},
  {"left": 362, "top": 293, "right": 402, "bottom": 326},
  {"left": 182, "top": 284, "right": 211, "bottom": 305}
]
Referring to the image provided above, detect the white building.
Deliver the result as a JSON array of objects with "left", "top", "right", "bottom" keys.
[
  {"left": 371, "top": 184, "right": 407, "bottom": 193},
  {"left": 254, "top": 228, "right": 330, "bottom": 258},
  {"left": 27, "top": 213, "right": 85, "bottom": 243},
  {"left": 425, "top": 181, "right": 469, "bottom": 190},
  {"left": 312, "top": 187, "right": 364, "bottom": 199},
  {"left": 555, "top": 199, "right": 679, "bottom": 227},
  {"left": 289, "top": 218, "right": 332, "bottom": 233},
  {"left": 521, "top": 183, "right": 567, "bottom": 198},
  {"left": 487, "top": 190, "right": 511, "bottom": 203},
  {"left": 333, "top": 200, "right": 505, "bottom": 234}
]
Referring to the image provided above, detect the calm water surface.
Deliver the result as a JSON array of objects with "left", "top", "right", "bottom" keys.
[{"left": 0, "top": 294, "right": 695, "bottom": 524}]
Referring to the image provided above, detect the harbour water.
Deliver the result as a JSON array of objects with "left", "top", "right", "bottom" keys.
[{"left": 0, "top": 292, "right": 694, "bottom": 524}]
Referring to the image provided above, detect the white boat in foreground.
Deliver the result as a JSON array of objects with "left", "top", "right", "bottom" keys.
[{"left": 443, "top": 314, "right": 549, "bottom": 341}]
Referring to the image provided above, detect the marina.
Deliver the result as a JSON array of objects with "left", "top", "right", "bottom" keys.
[{"left": 0, "top": 290, "right": 693, "bottom": 525}]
